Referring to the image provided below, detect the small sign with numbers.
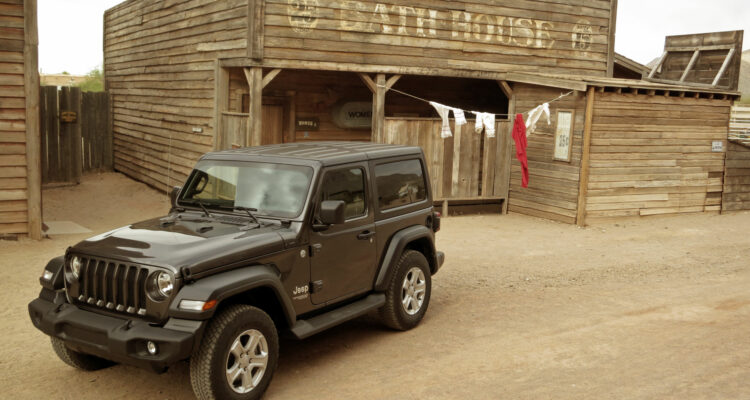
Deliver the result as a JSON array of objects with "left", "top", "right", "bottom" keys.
[
  {"left": 60, "top": 111, "right": 77, "bottom": 123},
  {"left": 554, "top": 110, "right": 574, "bottom": 162},
  {"left": 712, "top": 141, "right": 724, "bottom": 152}
]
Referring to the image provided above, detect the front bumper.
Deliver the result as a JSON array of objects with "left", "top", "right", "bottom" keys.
[{"left": 29, "top": 295, "right": 203, "bottom": 372}]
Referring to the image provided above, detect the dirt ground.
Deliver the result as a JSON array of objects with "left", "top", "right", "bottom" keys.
[{"left": 2, "top": 172, "right": 750, "bottom": 399}]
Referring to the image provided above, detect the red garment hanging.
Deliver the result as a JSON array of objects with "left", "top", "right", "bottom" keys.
[{"left": 512, "top": 113, "right": 529, "bottom": 188}]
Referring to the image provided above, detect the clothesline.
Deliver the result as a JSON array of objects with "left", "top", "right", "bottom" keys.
[{"left": 377, "top": 85, "right": 575, "bottom": 117}]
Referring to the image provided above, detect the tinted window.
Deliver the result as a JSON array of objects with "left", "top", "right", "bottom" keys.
[
  {"left": 320, "top": 168, "right": 366, "bottom": 220},
  {"left": 375, "top": 159, "right": 427, "bottom": 210}
]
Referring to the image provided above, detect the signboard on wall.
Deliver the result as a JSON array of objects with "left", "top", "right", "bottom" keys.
[
  {"left": 554, "top": 110, "right": 574, "bottom": 162},
  {"left": 296, "top": 118, "right": 320, "bottom": 131},
  {"left": 332, "top": 101, "right": 372, "bottom": 129}
]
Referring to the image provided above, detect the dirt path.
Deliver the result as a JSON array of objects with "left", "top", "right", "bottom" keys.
[{"left": 2, "top": 172, "right": 749, "bottom": 399}]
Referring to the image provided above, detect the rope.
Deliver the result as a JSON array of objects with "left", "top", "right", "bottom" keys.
[{"left": 377, "top": 84, "right": 575, "bottom": 117}]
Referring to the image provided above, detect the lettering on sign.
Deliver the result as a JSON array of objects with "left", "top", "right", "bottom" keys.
[
  {"left": 712, "top": 141, "right": 724, "bottom": 152},
  {"left": 332, "top": 101, "right": 372, "bottom": 129},
  {"left": 288, "top": 0, "right": 319, "bottom": 33},
  {"left": 572, "top": 21, "right": 594, "bottom": 53},
  {"left": 304, "top": 1, "right": 598, "bottom": 52},
  {"left": 296, "top": 117, "right": 320, "bottom": 131}
]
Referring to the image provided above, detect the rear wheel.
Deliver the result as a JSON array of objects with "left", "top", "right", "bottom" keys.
[
  {"left": 50, "top": 337, "right": 115, "bottom": 371},
  {"left": 190, "top": 304, "right": 278, "bottom": 400},
  {"left": 380, "top": 250, "right": 432, "bottom": 330}
]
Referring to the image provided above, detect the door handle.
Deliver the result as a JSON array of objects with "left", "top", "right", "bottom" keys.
[{"left": 357, "top": 231, "right": 376, "bottom": 240}]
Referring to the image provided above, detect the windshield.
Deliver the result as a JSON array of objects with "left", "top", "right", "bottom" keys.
[{"left": 178, "top": 160, "right": 314, "bottom": 219}]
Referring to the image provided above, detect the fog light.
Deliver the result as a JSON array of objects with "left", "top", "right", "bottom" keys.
[
  {"left": 147, "top": 341, "right": 158, "bottom": 355},
  {"left": 42, "top": 270, "right": 54, "bottom": 281}
]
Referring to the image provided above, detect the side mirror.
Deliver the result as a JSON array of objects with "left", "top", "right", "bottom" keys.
[
  {"left": 318, "top": 200, "right": 346, "bottom": 225},
  {"left": 170, "top": 186, "right": 182, "bottom": 207}
]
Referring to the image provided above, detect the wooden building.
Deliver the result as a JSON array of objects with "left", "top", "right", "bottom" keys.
[
  {"left": 0, "top": 0, "right": 41, "bottom": 239},
  {"left": 103, "top": 0, "right": 743, "bottom": 225}
]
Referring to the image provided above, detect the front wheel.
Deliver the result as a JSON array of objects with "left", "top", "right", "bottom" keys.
[
  {"left": 380, "top": 250, "right": 432, "bottom": 330},
  {"left": 190, "top": 305, "right": 279, "bottom": 400}
]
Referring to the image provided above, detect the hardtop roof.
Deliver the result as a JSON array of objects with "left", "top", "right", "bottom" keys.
[{"left": 202, "top": 142, "right": 424, "bottom": 166}]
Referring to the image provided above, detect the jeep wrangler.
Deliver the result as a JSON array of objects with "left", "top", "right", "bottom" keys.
[{"left": 29, "top": 142, "right": 444, "bottom": 400}]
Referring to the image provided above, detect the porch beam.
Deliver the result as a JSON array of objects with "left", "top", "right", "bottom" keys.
[
  {"left": 497, "top": 80, "right": 513, "bottom": 98},
  {"left": 372, "top": 74, "right": 386, "bottom": 143},
  {"left": 244, "top": 67, "right": 263, "bottom": 147},
  {"left": 262, "top": 68, "right": 282, "bottom": 88},
  {"left": 385, "top": 74, "right": 401, "bottom": 90},
  {"left": 213, "top": 62, "right": 230, "bottom": 149},
  {"left": 358, "top": 73, "right": 377, "bottom": 93},
  {"left": 576, "top": 87, "right": 596, "bottom": 227}
]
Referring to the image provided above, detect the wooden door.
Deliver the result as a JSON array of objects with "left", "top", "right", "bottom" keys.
[{"left": 261, "top": 104, "right": 284, "bottom": 145}]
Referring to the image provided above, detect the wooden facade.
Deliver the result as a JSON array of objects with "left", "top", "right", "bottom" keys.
[
  {"left": 104, "top": 0, "right": 746, "bottom": 224},
  {"left": 0, "top": 0, "right": 40, "bottom": 239},
  {"left": 584, "top": 91, "right": 731, "bottom": 222},
  {"left": 722, "top": 141, "right": 750, "bottom": 212},
  {"left": 104, "top": 0, "right": 249, "bottom": 190},
  {"left": 508, "top": 84, "right": 587, "bottom": 223}
]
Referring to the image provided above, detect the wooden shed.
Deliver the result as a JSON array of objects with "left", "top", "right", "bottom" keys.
[
  {"left": 102, "top": 0, "right": 742, "bottom": 224},
  {"left": 0, "top": 0, "right": 41, "bottom": 239}
]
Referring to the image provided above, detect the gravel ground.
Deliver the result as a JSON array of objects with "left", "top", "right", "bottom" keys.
[{"left": 2, "top": 172, "right": 749, "bottom": 399}]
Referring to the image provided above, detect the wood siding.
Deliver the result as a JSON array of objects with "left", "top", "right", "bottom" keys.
[
  {"left": 261, "top": 0, "right": 614, "bottom": 77},
  {"left": 585, "top": 92, "right": 731, "bottom": 222},
  {"left": 508, "top": 84, "right": 587, "bottom": 223},
  {"left": 383, "top": 118, "right": 510, "bottom": 201},
  {"left": 103, "top": 0, "right": 249, "bottom": 191},
  {"left": 1, "top": 0, "right": 39, "bottom": 237},
  {"left": 722, "top": 141, "right": 750, "bottom": 212}
]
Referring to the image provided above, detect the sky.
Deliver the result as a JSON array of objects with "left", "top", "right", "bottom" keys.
[{"left": 37, "top": 0, "right": 750, "bottom": 75}]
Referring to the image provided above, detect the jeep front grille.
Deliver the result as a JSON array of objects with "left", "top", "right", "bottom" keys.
[{"left": 73, "top": 256, "right": 149, "bottom": 316}]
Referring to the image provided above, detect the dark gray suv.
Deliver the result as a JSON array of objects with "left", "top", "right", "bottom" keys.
[{"left": 29, "top": 142, "right": 444, "bottom": 400}]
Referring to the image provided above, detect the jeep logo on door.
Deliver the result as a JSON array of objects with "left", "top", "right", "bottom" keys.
[{"left": 288, "top": 0, "right": 319, "bottom": 33}]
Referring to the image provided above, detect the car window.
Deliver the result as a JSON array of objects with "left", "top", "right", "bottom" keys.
[
  {"left": 320, "top": 168, "right": 367, "bottom": 220},
  {"left": 375, "top": 159, "right": 427, "bottom": 210}
]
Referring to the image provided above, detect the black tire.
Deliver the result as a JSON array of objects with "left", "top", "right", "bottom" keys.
[
  {"left": 380, "top": 250, "right": 432, "bottom": 331},
  {"left": 50, "top": 337, "right": 115, "bottom": 371},
  {"left": 190, "top": 304, "right": 279, "bottom": 400}
]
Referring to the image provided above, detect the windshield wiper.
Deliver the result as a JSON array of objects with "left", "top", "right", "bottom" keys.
[
  {"left": 183, "top": 199, "right": 212, "bottom": 218},
  {"left": 235, "top": 206, "right": 261, "bottom": 226}
]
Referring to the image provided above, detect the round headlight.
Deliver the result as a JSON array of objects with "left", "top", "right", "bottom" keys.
[
  {"left": 70, "top": 256, "right": 82, "bottom": 279},
  {"left": 156, "top": 272, "right": 174, "bottom": 297}
]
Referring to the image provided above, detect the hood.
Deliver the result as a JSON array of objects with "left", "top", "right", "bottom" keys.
[{"left": 71, "top": 214, "right": 290, "bottom": 275}]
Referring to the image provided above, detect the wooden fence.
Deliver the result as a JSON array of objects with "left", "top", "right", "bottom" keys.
[
  {"left": 40, "top": 86, "right": 112, "bottom": 184},
  {"left": 383, "top": 118, "right": 511, "bottom": 202},
  {"left": 730, "top": 105, "right": 750, "bottom": 144},
  {"left": 722, "top": 141, "right": 750, "bottom": 212}
]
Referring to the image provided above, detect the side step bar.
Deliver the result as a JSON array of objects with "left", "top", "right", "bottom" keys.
[{"left": 290, "top": 294, "right": 385, "bottom": 340}]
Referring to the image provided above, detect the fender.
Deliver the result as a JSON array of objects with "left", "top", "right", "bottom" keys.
[
  {"left": 40, "top": 256, "right": 66, "bottom": 291},
  {"left": 374, "top": 225, "right": 436, "bottom": 292},
  {"left": 169, "top": 264, "right": 296, "bottom": 326}
]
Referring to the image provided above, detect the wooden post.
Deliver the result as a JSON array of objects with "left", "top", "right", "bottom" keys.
[
  {"left": 500, "top": 91, "right": 515, "bottom": 214},
  {"left": 372, "top": 74, "right": 386, "bottom": 143},
  {"left": 606, "top": 0, "right": 618, "bottom": 77},
  {"left": 244, "top": 67, "right": 263, "bottom": 147},
  {"left": 576, "top": 86, "right": 596, "bottom": 226},
  {"left": 248, "top": 0, "right": 265, "bottom": 60},
  {"left": 213, "top": 62, "right": 229, "bottom": 150},
  {"left": 24, "top": 0, "right": 41, "bottom": 240}
]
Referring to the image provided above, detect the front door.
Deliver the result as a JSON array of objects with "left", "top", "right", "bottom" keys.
[{"left": 310, "top": 163, "right": 377, "bottom": 305}]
